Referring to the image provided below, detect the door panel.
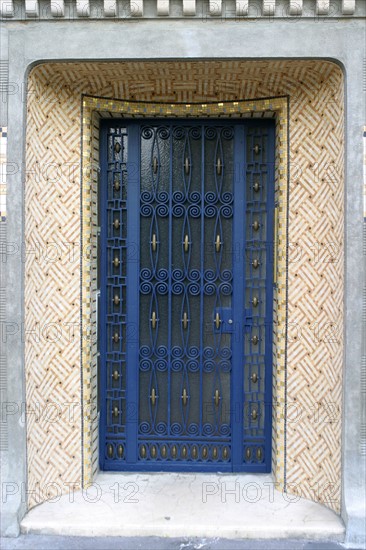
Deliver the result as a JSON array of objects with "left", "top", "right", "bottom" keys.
[
  {"left": 138, "top": 125, "right": 233, "bottom": 465},
  {"left": 100, "top": 119, "right": 274, "bottom": 472}
]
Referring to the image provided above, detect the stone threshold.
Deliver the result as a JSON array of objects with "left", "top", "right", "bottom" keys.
[{"left": 21, "top": 473, "right": 345, "bottom": 540}]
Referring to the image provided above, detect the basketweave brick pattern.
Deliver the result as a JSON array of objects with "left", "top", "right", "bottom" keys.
[{"left": 25, "top": 60, "right": 344, "bottom": 512}]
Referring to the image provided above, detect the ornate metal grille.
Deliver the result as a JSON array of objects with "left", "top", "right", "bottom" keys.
[{"left": 100, "top": 120, "right": 274, "bottom": 472}]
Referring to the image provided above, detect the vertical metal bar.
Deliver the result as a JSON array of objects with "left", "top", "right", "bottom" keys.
[
  {"left": 232, "top": 125, "right": 246, "bottom": 469},
  {"left": 99, "top": 121, "right": 108, "bottom": 470},
  {"left": 126, "top": 124, "right": 140, "bottom": 463},
  {"left": 168, "top": 124, "right": 173, "bottom": 433},
  {"left": 199, "top": 124, "right": 205, "bottom": 436}
]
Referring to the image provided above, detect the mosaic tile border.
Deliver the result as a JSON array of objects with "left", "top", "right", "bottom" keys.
[{"left": 80, "top": 94, "right": 289, "bottom": 488}]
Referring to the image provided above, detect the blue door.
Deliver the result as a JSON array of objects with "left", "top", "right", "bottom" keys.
[{"left": 100, "top": 120, "right": 275, "bottom": 472}]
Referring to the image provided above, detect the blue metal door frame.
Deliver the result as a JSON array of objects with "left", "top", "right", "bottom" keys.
[{"left": 99, "top": 119, "right": 275, "bottom": 473}]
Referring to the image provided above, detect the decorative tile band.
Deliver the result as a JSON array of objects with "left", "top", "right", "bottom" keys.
[{"left": 1, "top": 0, "right": 360, "bottom": 18}]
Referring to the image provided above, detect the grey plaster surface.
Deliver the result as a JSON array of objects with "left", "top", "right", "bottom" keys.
[{"left": 0, "top": 13, "right": 365, "bottom": 548}]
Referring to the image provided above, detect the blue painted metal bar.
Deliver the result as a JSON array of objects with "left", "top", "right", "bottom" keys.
[
  {"left": 99, "top": 120, "right": 108, "bottom": 469},
  {"left": 199, "top": 124, "right": 204, "bottom": 436},
  {"left": 125, "top": 124, "right": 140, "bottom": 463},
  {"left": 168, "top": 125, "right": 173, "bottom": 435},
  {"left": 231, "top": 124, "right": 245, "bottom": 469}
]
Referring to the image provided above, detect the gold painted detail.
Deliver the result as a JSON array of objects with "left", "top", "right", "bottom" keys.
[
  {"left": 184, "top": 234, "right": 189, "bottom": 252},
  {"left": 114, "top": 142, "right": 121, "bottom": 154},
  {"left": 216, "top": 157, "right": 222, "bottom": 175},
  {"left": 215, "top": 234, "right": 222, "bottom": 253},
  {"left": 113, "top": 370, "right": 119, "bottom": 381},
  {"left": 215, "top": 312, "right": 221, "bottom": 330},
  {"left": 113, "top": 294, "right": 120, "bottom": 306},
  {"left": 202, "top": 446, "right": 208, "bottom": 459},
  {"left": 151, "top": 445, "right": 157, "bottom": 458},
  {"left": 161, "top": 445, "right": 167, "bottom": 458},
  {"left": 140, "top": 445, "right": 146, "bottom": 459},
  {"left": 191, "top": 446, "right": 198, "bottom": 459},
  {"left": 246, "top": 447, "right": 251, "bottom": 460},
  {"left": 252, "top": 258, "right": 259, "bottom": 269},
  {"left": 184, "top": 157, "right": 190, "bottom": 175},
  {"left": 256, "top": 448, "right": 263, "bottom": 460},
  {"left": 251, "top": 408, "right": 258, "bottom": 420},
  {"left": 171, "top": 445, "right": 177, "bottom": 458},
  {"left": 252, "top": 296, "right": 258, "bottom": 307},
  {"left": 117, "top": 445, "right": 124, "bottom": 458},
  {"left": 182, "top": 388, "right": 188, "bottom": 406},
  {"left": 251, "top": 372, "right": 258, "bottom": 383},
  {"left": 113, "top": 332, "right": 119, "bottom": 343},
  {"left": 214, "top": 389, "right": 220, "bottom": 407},
  {"left": 223, "top": 447, "right": 229, "bottom": 459},
  {"left": 251, "top": 335, "right": 259, "bottom": 345},
  {"left": 153, "top": 156, "right": 158, "bottom": 174},
  {"left": 150, "top": 387, "right": 156, "bottom": 406},
  {"left": 151, "top": 233, "right": 157, "bottom": 252},
  {"left": 107, "top": 444, "right": 113, "bottom": 458},
  {"left": 113, "top": 257, "right": 120, "bottom": 268},
  {"left": 114, "top": 178, "right": 120, "bottom": 191},
  {"left": 182, "top": 312, "right": 188, "bottom": 330},
  {"left": 151, "top": 311, "right": 157, "bottom": 329},
  {"left": 113, "top": 218, "right": 120, "bottom": 230}
]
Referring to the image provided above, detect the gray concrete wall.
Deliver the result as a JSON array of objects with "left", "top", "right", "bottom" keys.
[{"left": 0, "top": 16, "right": 365, "bottom": 546}]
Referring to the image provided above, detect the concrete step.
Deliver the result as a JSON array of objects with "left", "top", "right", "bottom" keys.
[{"left": 20, "top": 473, "right": 345, "bottom": 540}]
